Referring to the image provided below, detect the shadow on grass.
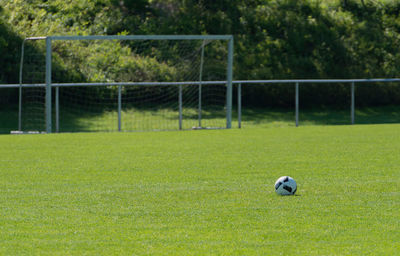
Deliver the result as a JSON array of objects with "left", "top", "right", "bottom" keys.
[
  {"left": 2, "top": 105, "right": 400, "bottom": 134},
  {"left": 0, "top": 105, "right": 18, "bottom": 133},
  {"left": 56, "top": 105, "right": 228, "bottom": 132},
  {"left": 353, "top": 106, "right": 400, "bottom": 124},
  {"left": 239, "top": 105, "right": 400, "bottom": 128},
  {"left": 57, "top": 105, "right": 400, "bottom": 132}
]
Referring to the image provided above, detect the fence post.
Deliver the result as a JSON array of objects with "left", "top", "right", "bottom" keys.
[
  {"left": 198, "top": 40, "right": 205, "bottom": 128},
  {"left": 18, "top": 40, "right": 26, "bottom": 131},
  {"left": 238, "top": 83, "right": 242, "bottom": 128},
  {"left": 351, "top": 82, "right": 355, "bottom": 125},
  {"left": 56, "top": 86, "right": 59, "bottom": 132},
  {"left": 179, "top": 85, "right": 183, "bottom": 130},
  {"left": 18, "top": 86, "right": 22, "bottom": 131},
  {"left": 198, "top": 84, "right": 202, "bottom": 128},
  {"left": 295, "top": 82, "right": 299, "bottom": 127},
  {"left": 118, "top": 85, "right": 122, "bottom": 131},
  {"left": 45, "top": 37, "right": 52, "bottom": 133},
  {"left": 226, "top": 37, "right": 234, "bottom": 128}
]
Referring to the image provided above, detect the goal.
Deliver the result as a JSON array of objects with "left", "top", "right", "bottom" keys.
[{"left": 18, "top": 35, "right": 234, "bottom": 133}]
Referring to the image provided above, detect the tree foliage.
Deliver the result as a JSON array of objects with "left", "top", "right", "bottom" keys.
[{"left": 2, "top": 0, "right": 400, "bottom": 107}]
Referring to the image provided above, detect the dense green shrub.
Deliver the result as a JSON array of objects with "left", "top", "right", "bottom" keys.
[{"left": 2, "top": 0, "right": 400, "bottom": 107}]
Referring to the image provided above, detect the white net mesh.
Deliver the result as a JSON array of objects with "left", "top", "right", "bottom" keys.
[
  {"left": 20, "top": 39, "right": 46, "bottom": 132},
  {"left": 57, "top": 84, "right": 226, "bottom": 132},
  {"left": 20, "top": 37, "right": 230, "bottom": 132}
]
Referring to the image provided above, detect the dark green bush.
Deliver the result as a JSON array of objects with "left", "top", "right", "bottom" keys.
[{"left": 2, "top": 0, "right": 400, "bottom": 107}]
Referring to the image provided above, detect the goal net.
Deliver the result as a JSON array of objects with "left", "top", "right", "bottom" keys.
[
  {"left": 19, "top": 35, "right": 233, "bottom": 133},
  {"left": 19, "top": 37, "right": 47, "bottom": 132}
]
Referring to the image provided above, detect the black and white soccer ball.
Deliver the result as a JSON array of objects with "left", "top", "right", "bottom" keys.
[{"left": 274, "top": 176, "right": 297, "bottom": 195}]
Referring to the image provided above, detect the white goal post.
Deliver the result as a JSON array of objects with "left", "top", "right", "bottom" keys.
[{"left": 18, "top": 35, "right": 234, "bottom": 133}]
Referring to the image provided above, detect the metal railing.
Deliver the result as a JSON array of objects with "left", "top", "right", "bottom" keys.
[
  {"left": 234, "top": 79, "right": 400, "bottom": 127},
  {"left": 2, "top": 78, "right": 400, "bottom": 132},
  {"left": 1, "top": 81, "right": 228, "bottom": 133}
]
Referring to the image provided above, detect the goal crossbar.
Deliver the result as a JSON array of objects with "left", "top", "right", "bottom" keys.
[
  {"left": 45, "top": 35, "right": 233, "bottom": 41},
  {"left": 8, "top": 81, "right": 228, "bottom": 88}
]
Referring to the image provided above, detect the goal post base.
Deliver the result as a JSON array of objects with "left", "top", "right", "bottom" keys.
[
  {"left": 11, "top": 130, "right": 47, "bottom": 135},
  {"left": 191, "top": 126, "right": 226, "bottom": 130}
]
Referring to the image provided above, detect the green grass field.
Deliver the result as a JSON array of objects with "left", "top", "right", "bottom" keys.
[{"left": 0, "top": 124, "right": 399, "bottom": 255}]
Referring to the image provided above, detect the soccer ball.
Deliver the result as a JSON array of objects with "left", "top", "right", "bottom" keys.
[{"left": 274, "top": 176, "right": 297, "bottom": 195}]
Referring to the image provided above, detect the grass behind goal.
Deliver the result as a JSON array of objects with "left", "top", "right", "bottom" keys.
[{"left": 0, "top": 125, "right": 398, "bottom": 255}]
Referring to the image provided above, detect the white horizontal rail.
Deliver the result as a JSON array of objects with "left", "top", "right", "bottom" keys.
[
  {"left": 2, "top": 78, "right": 400, "bottom": 88},
  {"left": 54, "top": 81, "right": 228, "bottom": 87},
  {"left": 0, "top": 81, "right": 226, "bottom": 88},
  {"left": 46, "top": 35, "right": 233, "bottom": 41},
  {"left": 233, "top": 78, "right": 400, "bottom": 84}
]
